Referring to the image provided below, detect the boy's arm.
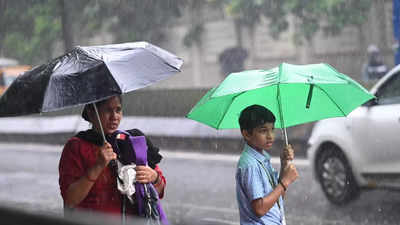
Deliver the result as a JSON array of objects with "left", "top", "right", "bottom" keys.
[
  {"left": 251, "top": 162, "right": 297, "bottom": 218},
  {"left": 279, "top": 163, "right": 288, "bottom": 198},
  {"left": 251, "top": 184, "right": 286, "bottom": 217}
]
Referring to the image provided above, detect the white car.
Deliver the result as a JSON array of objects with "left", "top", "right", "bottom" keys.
[{"left": 307, "top": 64, "right": 400, "bottom": 204}]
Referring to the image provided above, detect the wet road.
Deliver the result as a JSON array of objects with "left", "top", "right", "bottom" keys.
[{"left": 0, "top": 144, "right": 399, "bottom": 225}]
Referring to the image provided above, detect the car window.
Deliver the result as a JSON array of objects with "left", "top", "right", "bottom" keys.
[
  {"left": 3, "top": 75, "right": 16, "bottom": 86},
  {"left": 376, "top": 72, "right": 400, "bottom": 105}
]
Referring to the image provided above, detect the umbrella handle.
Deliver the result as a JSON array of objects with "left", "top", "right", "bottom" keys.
[
  {"left": 281, "top": 127, "right": 294, "bottom": 164},
  {"left": 277, "top": 84, "right": 289, "bottom": 147},
  {"left": 93, "top": 103, "right": 106, "bottom": 143}
]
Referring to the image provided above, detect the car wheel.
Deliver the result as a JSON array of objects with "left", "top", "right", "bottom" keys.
[{"left": 316, "top": 144, "right": 360, "bottom": 205}]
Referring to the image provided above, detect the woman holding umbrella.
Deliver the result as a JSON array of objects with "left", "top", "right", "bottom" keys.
[{"left": 58, "top": 95, "right": 166, "bottom": 220}]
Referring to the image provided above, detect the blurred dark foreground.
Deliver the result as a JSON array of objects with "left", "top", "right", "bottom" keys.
[{"left": 0, "top": 205, "right": 151, "bottom": 225}]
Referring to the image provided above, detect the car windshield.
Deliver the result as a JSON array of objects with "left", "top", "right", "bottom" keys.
[{"left": 376, "top": 71, "right": 400, "bottom": 105}]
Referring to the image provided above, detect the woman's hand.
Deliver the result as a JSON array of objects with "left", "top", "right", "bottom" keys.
[
  {"left": 135, "top": 165, "right": 158, "bottom": 184},
  {"left": 96, "top": 142, "right": 117, "bottom": 168}
]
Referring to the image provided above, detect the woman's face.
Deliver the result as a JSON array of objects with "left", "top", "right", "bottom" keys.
[{"left": 90, "top": 96, "right": 122, "bottom": 135}]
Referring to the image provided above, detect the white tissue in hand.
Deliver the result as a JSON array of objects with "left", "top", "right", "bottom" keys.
[{"left": 117, "top": 163, "right": 137, "bottom": 203}]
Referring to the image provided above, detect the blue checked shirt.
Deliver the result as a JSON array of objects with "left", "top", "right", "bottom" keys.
[{"left": 236, "top": 144, "right": 284, "bottom": 225}]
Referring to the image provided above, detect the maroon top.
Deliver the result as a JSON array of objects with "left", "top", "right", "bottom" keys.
[{"left": 59, "top": 137, "right": 166, "bottom": 215}]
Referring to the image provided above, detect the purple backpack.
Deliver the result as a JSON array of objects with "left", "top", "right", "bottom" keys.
[{"left": 110, "top": 130, "right": 168, "bottom": 225}]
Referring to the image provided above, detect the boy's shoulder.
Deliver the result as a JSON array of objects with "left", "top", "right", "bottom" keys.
[{"left": 237, "top": 149, "right": 259, "bottom": 170}]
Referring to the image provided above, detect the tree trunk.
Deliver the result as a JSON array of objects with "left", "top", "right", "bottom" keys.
[
  {"left": 234, "top": 19, "right": 243, "bottom": 47},
  {"left": 0, "top": 0, "right": 8, "bottom": 56},
  {"left": 357, "top": 25, "right": 367, "bottom": 57},
  {"left": 247, "top": 25, "right": 256, "bottom": 68},
  {"left": 59, "top": 0, "right": 74, "bottom": 51},
  {"left": 375, "top": 0, "right": 388, "bottom": 50},
  {"left": 190, "top": 2, "right": 204, "bottom": 87}
]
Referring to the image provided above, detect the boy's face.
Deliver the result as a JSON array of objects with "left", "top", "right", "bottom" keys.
[{"left": 242, "top": 122, "right": 275, "bottom": 151}]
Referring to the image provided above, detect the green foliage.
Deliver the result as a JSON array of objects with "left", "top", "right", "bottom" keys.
[
  {"left": 222, "top": 0, "right": 289, "bottom": 39},
  {"left": 226, "top": 0, "right": 263, "bottom": 28},
  {"left": 321, "top": 0, "right": 373, "bottom": 35},
  {"left": 98, "top": 0, "right": 185, "bottom": 44},
  {"left": 0, "top": 0, "right": 61, "bottom": 65},
  {"left": 0, "top": 0, "right": 374, "bottom": 65},
  {"left": 183, "top": 24, "right": 204, "bottom": 47},
  {"left": 181, "top": 0, "right": 222, "bottom": 48},
  {"left": 223, "top": 0, "right": 373, "bottom": 43},
  {"left": 288, "top": 0, "right": 373, "bottom": 43},
  {"left": 0, "top": 0, "right": 186, "bottom": 65}
]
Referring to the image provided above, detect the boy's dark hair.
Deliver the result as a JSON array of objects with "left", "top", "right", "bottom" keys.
[{"left": 239, "top": 105, "right": 276, "bottom": 132}]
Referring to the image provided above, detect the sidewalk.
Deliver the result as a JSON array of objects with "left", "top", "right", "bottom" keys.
[
  {"left": 0, "top": 116, "right": 309, "bottom": 157},
  {"left": 0, "top": 143, "right": 310, "bottom": 166}
]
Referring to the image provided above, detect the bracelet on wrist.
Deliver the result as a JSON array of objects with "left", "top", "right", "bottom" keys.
[
  {"left": 154, "top": 179, "right": 163, "bottom": 187},
  {"left": 85, "top": 173, "right": 97, "bottom": 183},
  {"left": 279, "top": 181, "right": 287, "bottom": 191},
  {"left": 152, "top": 173, "right": 160, "bottom": 185}
]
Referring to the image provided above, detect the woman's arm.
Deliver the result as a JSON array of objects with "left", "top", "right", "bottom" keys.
[
  {"left": 63, "top": 142, "right": 116, "bottom": 207},
  {"left": 153, "top": 165, "right": 166, "bottom": 198},
  {"left": 64, "top": 163, "right": 105, "bottom": 207},
  {"left": 135, "top": 164, "right": 166, "bottom": 197}
]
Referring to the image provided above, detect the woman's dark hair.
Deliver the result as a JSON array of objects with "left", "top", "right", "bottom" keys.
[
  {"left": 239, "top": 104, "right": 276, "bottom": 132},
  {"left": 82, "top": 95, "right": 122, "bottom": 122}
]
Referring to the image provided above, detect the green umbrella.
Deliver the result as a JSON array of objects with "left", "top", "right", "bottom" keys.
[{"left": 186, "top": 63, "right": 375, "bottom": 145}]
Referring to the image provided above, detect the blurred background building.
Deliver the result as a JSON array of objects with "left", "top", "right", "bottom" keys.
[
  {"left": 0, "top": 0, "right": 398, "bottom": 154},
  {"left": 0, "top": 0, "right": 397, "bottom": 89},
  {"left": 158, "top": 0, "right": 396, "bottom": 88}
]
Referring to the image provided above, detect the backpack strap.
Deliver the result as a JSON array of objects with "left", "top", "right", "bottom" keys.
[
  {"left": 129, "top": 135, "right": 147, "bottom": 166},
  {"left": 131, "top": 136, "right": 147, "bottom": 218}
]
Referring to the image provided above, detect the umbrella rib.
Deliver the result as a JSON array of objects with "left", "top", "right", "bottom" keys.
[
  {"left": 146, "top": 49, "right": 183, "bottom": 71},
  {"left": 315, "top": 84, "right": 347, "bottom": 116},
  {"left": 215, "top": 92, "right": 246, "bottom": 129}
]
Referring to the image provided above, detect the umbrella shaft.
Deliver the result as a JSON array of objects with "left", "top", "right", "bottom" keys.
[
  {"left": 281, "top": 127, "right": 289, "bottom": 146},
  {"left": 93, "top": 103, "right": 106, "bottom": 143}
]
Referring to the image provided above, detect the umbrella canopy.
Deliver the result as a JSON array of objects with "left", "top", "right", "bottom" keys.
[
  {"left": 0, "top": 42, "right": 183, "bottom": 117},
  {"left": 186, "top": 63, "right": 374, "bottom": 143}
]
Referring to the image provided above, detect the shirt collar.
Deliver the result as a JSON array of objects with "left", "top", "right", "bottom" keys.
[{"left": 244, "top": 143, "right": 271, "bottom": 163}]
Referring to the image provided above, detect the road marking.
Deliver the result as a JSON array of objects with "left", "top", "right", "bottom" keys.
[
  {"left": 165, "top": 202, "right": 237, "bottom": 214},
  {"left": 0, "top": 143, "right": 310, "bottom": 166},
  {"left": 201, "top": 218, "right": 239, "bottom": 225},
  {"left": 165, "top": 203, "right": 240, "bottom": 224},
  {"left": 288, "top": 214, "right": 347, "bottom": 225}
]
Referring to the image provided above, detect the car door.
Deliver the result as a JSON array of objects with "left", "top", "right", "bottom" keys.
[{"left": 361, "top": 71, "right": 400, "bottom": 177}]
